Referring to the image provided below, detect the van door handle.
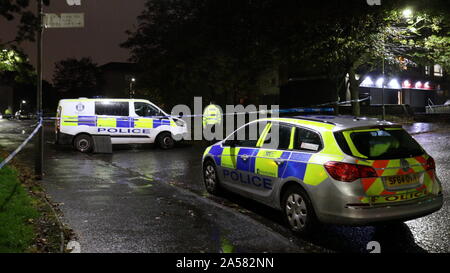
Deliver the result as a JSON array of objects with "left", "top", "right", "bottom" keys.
[
  {"left": 273, "top": 159, "right": 285, "bottom": 166},
  {"left": 240, "top": 154, "right": 249, "bottom": 161}
]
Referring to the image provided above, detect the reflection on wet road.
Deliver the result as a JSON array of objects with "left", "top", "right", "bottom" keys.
[{"left": 0, "top": 119, "right": 448, "bottom": 253}]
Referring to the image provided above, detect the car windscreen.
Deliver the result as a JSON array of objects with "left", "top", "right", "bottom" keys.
[{"left": 335, "top": 128, "right": 424, "bottom": 159}]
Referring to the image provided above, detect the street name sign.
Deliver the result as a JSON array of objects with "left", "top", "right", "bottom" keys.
[
  {"left": 66, "top": 0, "right": 82, "bottom": 6},
  {"left": 44, "top": 13, "right": 84, "bottom": 28}
]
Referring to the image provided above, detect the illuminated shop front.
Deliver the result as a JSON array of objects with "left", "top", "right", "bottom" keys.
[{"left": 359, "top": 76, "right": 437, "bottom": 109}]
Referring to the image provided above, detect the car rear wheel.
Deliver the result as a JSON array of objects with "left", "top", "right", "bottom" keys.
[
  {"left": 74, "top": 134, "right": 93, "bottom": 153},
  {"left": 282, "top": 185, "right": 317, "bottom": 235},
  {"left": 157, "top": 132, "right": 175, "bottom": 149},
  {"left": 203, "top": 160, "right": 221, "bottom": 195}
]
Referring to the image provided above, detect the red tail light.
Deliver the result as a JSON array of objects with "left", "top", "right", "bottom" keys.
[
  {"left": 425, "top": 157, "right": 435, "bottom": 171},
  {"left": 324, "top": 161, "right": 377, "bottom": 182}
]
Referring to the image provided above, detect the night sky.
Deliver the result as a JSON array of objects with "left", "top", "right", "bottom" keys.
[{"left": 0, "top": 0, "right": 146, "bottom": 81}]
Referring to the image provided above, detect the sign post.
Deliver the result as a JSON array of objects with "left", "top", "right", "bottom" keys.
[
  {"left": 35, "top": 1, "right": 84, "bottom": 179},
  {"left": 35, "top": 0, "right": 44, "bottom": 179}
]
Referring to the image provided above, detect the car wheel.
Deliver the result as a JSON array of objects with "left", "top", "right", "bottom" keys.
[
  {"left": 282, "top": 185, "right": 317, "bottom": 235},
  {"left": 74, "top": 134, "right": 93, "bottom": 153},
  {"left": 157, "top": 132, "right": 175, "bottom": 149},
  {"left": 203, "top": 160, "right": 221, "bottom": 195}
]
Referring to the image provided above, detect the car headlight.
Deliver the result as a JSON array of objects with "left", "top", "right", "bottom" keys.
[{"left": 175, "top": 119, "right": 185, "bottom": 127}]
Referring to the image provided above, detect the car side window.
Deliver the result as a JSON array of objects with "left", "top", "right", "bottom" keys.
[
  {"left": 134, "top": 102, "right": 160, "bottom": 117},
  {"left": 295, "top": 127, "right": 322, "bottom": 152},
  {"left": 261, "top": 123, "right": 292, "bottom": 150},
  {"left": 223, "top": 121, "right": 266, "bottom": 148}
]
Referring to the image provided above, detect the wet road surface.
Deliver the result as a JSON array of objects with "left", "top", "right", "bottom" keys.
[{"left": 0, "top": 118, "right": 449, "bottom": 253}]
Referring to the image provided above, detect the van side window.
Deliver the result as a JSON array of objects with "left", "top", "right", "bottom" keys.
[
  {"left": 95, "top": 102, "right": 129, "bottom": 116},
  {"left": 134, "top": 102, "right": 160, "bottom": 117},
  {"left": 295, "top": 127, "right": 322, "bottom": 152}
]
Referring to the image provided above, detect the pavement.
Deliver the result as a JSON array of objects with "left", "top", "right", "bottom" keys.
[{"left": 0, "top": 118, "right": 449, "bottom": 253}]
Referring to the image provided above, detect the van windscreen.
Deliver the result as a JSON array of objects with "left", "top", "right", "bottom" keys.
[
  {"left": 335, "top": 128, "right": 424, "bottom": 159},
  {"left": 95, "top": 101, "right": 129, "bottom": 116}
]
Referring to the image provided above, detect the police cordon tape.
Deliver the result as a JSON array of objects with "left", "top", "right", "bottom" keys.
[
  {"left": 0, "top": 119, "right": 43, "bottom": 170},
  {"left": 41, "top": 96, "right": 370, "bottom": 121},
  {"left": 40, "top": 106, "right": 336, "bottom": 121}
]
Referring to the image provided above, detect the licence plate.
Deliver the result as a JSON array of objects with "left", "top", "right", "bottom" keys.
[{"left": 383, "top": 173, "right": 421, "bottom": 189}]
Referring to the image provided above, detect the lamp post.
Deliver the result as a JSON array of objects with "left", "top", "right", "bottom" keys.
[
  {"left": 20, "top": 100, "right": 26, "bottom": 113},
  {"left": 129, "top": 77, "right": 136, "bottom": 98},
  {"left": 379, "top": 8, "right": 414, "bottom": 121},
  {"left": 381, "top": 48, "right": 386, "bottom": 120},
  {"left": 35, "top": 0, "right": 44, "bottom": 179}
]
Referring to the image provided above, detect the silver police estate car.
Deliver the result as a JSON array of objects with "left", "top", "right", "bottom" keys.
[{"left": 202, "top": 116, "right": 443, "bottom": 234}]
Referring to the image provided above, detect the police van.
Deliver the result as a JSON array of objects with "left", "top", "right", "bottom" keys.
[
  {"left": 202, "top": 116, "right": 443, "bottom": 234},
  {"left": 55, "top": 98, "right": 187, "bottom": 152}
]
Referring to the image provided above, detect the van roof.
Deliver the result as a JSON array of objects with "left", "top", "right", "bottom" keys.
[{"left": 59, "top": 98, "right": 151, "bottom": 103}]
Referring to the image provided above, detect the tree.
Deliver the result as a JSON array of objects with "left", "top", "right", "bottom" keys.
[
  {"left": 0, "top": 46, "right": 35, "bottom": 84},
  {"left": 0, "top": 0, "right": 50, "bottom": 45},
  {"left": 390, "top": 1, "right": 450, "bottom": 71},
  {"left": 53, "top": 57, "right": 102, "bottom": 98},
  {"left": 122, "top": 0, "right": 281, "bottom": 108}
]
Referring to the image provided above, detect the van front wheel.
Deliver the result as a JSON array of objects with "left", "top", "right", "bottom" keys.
[
  {"left": 74, "top": 134, "right": 93, "bottom": 153},
  {"left": 156, "top": 132, "right": 175, "bottom": 149}
]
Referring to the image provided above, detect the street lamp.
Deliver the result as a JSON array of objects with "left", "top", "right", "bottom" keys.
[
  {"left": 20, "top": 100, "right": 27, "bottom": 113},
  {"left": 129, "top": 77, "right": 136, "bottom": 98},
  {"left": 381, "top": 32, "right": 386, "bottom": 121},
  {"left": 402, "top": 8, "right": 413, "bottom": 19}
]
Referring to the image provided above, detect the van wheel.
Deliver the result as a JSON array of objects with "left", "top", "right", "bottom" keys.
[
  {"left": 281, "top": 185, "right": 317, "bottom": 235},
  {"left": 203, "top": 160, "right": 221, "bottom": 195},
  {"left": 74, "top": 134, "right": 93, "bottom": 153},
  {"left": 157, "top": 132, "right": 175, "bottom": 149}
]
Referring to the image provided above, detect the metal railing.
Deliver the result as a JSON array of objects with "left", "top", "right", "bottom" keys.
[{"left": 426, "top": 104, "right": 450, "bottom": 114}]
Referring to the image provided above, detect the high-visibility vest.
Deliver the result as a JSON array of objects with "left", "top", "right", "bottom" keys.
[{"left": 203, "top": 104, "right": 222, "bottom": 127}]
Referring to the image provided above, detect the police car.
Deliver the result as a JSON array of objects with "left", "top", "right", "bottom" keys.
[
  {"left": 202, "top": 116, "right": 443, "bottom": 234},
  {"left": 55, "top": 98, "right": 187, "bottom": 152}
]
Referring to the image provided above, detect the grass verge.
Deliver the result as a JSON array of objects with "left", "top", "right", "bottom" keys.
[
  {"left": 0, "top": 163, "right": 38, "bottom": 252},
  {"left": 0, "top": 153, "right": 74, "bottom": 253}
]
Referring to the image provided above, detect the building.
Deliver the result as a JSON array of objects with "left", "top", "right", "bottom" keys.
[
  {"left": 99, "top": 62, "right": 138, "bottom": 98},
  {"left": 358, "top": 64, "right": 449, "bottom": 112}
]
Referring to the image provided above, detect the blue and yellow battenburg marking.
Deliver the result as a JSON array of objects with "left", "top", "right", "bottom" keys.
[
  {"left": 61, "top": 116, "right": 175, "bottom": 129},
  {"left": 201, "top": 118, "right": 346, "bottom": 189},
  {"left": 204, "top": 143, "right": 326, "bottom": 189}
]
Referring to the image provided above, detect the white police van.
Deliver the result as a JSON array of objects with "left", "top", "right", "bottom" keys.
[{"left": 55, "top": 98, "right": 187, "bottom": 152}]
